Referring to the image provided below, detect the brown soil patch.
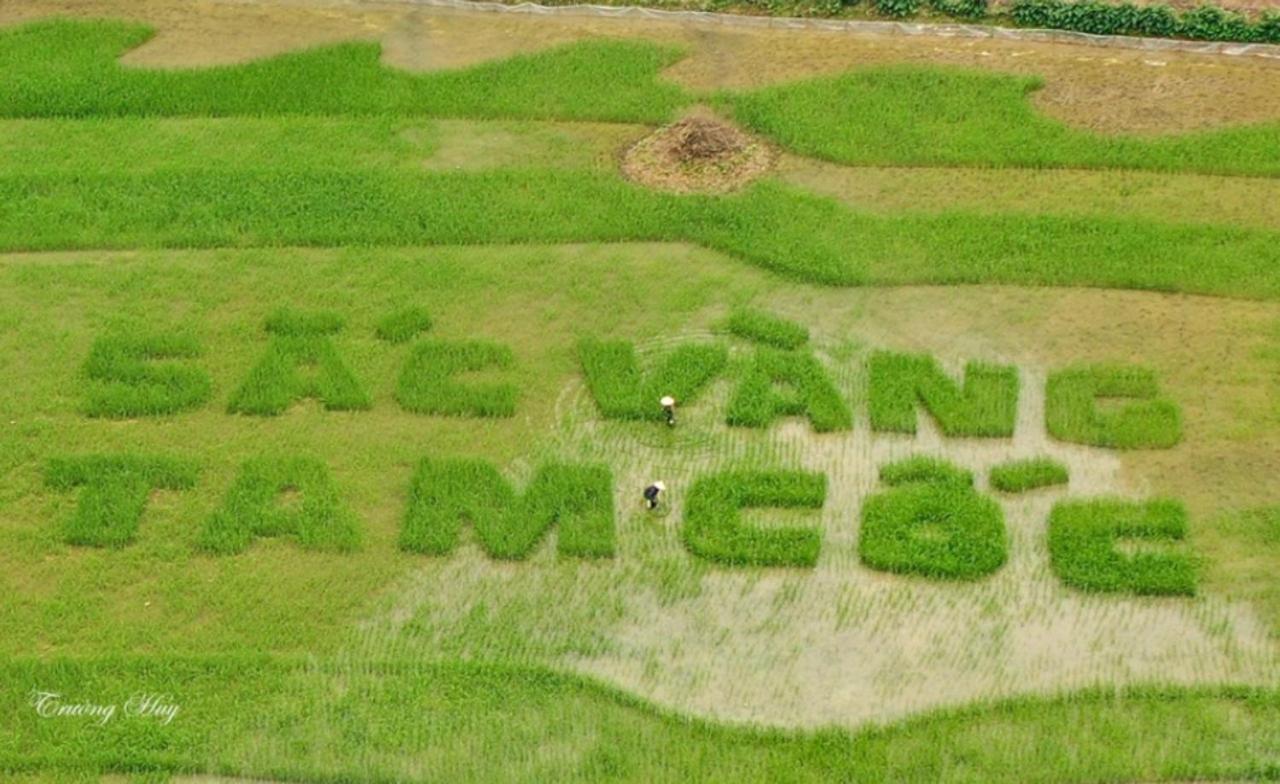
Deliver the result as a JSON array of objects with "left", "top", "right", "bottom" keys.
[
  {"left": 777, "top": 156, "right": 1280, "bottom": 230},
  {"left": 6, "top": 0, "right": 1280, "bottom": 135},
  {"left": 621, "top": 109, "right": 774, "bottom": 193}
]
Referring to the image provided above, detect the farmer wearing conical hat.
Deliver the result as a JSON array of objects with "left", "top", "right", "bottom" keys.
[{"left": 660, "top": 395, "right": 676, "bottom": 427}]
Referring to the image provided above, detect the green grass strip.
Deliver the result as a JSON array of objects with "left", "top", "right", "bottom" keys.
[
  {"left": 879, "top": 455, "right": 975, "bottom": 487},
  {"left": 989, "top": 457, "right": 1069, "bottom": 493},
  {"left": 7, "top": 170, "right": 1280, "bottom": 299},
  {"left": 682, "top": 469, "right": 826, "bottom": 567},
  {"left": 4, "top": 655, "right": 1276, "bottom": 781},
  {"left": 375, "top": 306, "right": 433, "bottom": 344},
  {"left": 724, "top": 308, "right": 810, "bottom": 349},
  {"left": 722, "top": 66, "right": 1280, "bottom": 177},
  {"left": 0, "top": 19, "right": 687, "bottom": 123},
  {"left": 1048, "top": 498, "right": 1197, "bottom": 595},
  {"left": 45, "top": 454, "right": 199, "bottom": 547},
  {"left": 8, "top": 20, "right": 1280, "bottom": 177}
]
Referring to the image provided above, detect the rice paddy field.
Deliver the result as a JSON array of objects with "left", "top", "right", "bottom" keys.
[{"left": 1, "top": 0, "right": 1279, "bottom": 781}]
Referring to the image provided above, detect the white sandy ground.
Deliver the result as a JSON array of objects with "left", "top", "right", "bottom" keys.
[{"left": 351, "top": 335, "right": 1279, "bottom": 729}]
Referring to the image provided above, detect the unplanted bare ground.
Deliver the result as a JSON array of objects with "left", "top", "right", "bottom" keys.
[
  {"left": 778, "top": 156, "right": 1280, "bottom": 230},
  {"left": 7, "top": 0, "right": 1280, "bottom": 134}
]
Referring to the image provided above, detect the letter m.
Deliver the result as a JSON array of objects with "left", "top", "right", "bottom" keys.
[{"left": 401, "top": 458, "right": 614, "bottom": 559}]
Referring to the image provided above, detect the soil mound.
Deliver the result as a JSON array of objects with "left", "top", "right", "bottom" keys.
[{"left": 621, "top": 110, "right": 774, "bottom": 194}]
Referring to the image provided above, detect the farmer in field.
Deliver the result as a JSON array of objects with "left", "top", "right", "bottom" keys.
[
  {"left": 660, "top": 395, "right": 677, "bottom": 427},
  {"left": 643, "top": 481, "right": 666, "bottom": 511}
]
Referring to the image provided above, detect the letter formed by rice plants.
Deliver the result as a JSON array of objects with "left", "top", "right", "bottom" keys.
[
  {"left": 396, "top": 340, "right": 517, "bottom": 418},
  {"left": 82, "top": 331, "right": 212, "bottom": 417},
  {"left": 1048, "top": 498, "right": 1197, "bottom": 596},
  {"left": 859, "top": 457, "right": 1007, "bottom": 580},
  {"left": 578, "top": 339, "right": 728, "bottom": 422},
  {"left": 45, "top": 454, "right": 198, "bottom": 547},
  {"left": 401, "top": 458, "right": 614, "bottom": 559},
  {"left": 682, "top": 470, "right": 826, "bottom": 568},
  {"left": 227, "top": 308, "right": 370, "bottom": 416},
  {"left": 1045, "top": 365, "right": 1181, "bottom": 449},
  {"left": 989, "top": 457, "right": 1069, "bottom": 493},
  {"left": 724, "top": 308, "right": 810, "bottom": 350},
  {"left": 725, "top": 348, "right": 852, "bottom": 432},
  {"left": 199, "top": 456, "right": 361, "bottom": 555},
  {"left": 868, "top": 351, "right": 1018, "bottom": 438}
]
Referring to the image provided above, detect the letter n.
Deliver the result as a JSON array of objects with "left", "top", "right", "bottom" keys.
[{"left": 868, "top": 351, "right": 1018, "bottom": 437}]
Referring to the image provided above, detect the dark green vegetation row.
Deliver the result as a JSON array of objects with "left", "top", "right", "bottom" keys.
[
  {"left": 80, "top": 313, "right": 1185, "bottom": 452},
  {"left": 4, "top": 656, "right": 1278, "bottom": 782},
  {"left": 45, "top": 449, "right": 1199, "bottom": 596},
  {"left": 720, "top": 67, "right": 1280, "bottom": 175},
  {"left": 989, "top": 457, "right": 1070, "bottom": 493},
  {"left": 5, "top": 19, "right": 1280, "bottom": 178},
  {"left": 1010, "top": 0, "right": 1280, "bottom": 43},
  {"left": 7, "top": 171, "right": 1280, "bottom": 299}
]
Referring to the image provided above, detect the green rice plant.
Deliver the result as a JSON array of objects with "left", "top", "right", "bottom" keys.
[
  {"left": 8, "top": 169, "right": 1280, "bottom": 299},
  {"left": 0, "top": 19, "right": 687, "bottom": 123},
  {"left": 682, "top": 470, "right": 826, "bottom": 567},
  {"left": 722, "top": 66, "right": 1280, "bottom": 177},
  {"left": 227, "top": 309, "right": 370, "bottom": 416},
  {"left": 199, "top": 456, "right": 361, "bottom": 555},
  {"left": 3, "top": 655, "right": 1280, "bottom": 782},
  {"left": 860, "top": 457, "right": 1007, "bottom": 580},
  {"left": 724, "top": 308, "right": 810, "bottom": 350},
  {"left": 262, "top": 308, "right": 345, "bottom": 336},
  {"left": 1045, "top": 364, "right": 1181, "bottom": 449},
  {"left": 401, "top": 458, "right": 614, "bottom": 559},
  {"left": 1048, "top": 498, "right": 1197, "bottom": 595},
  {"left": 725, "top": 348, "right": 852, "bottom": 432},
  {"left": 868, "top": 351, "right": 1019, "bottom": 437},
  {"left": 578, "top": 339, "right": 728, "bottom": 422},
  {"left": 375, "top": 306, "right": 432, "bottom": 344},
  {"left": 81, "top": 331, "right": 213, "bottom": 417},
  {"left": 395, "top": 339, "right": 516, "bottom": 418},
  {"left": 44, "top": 454, "right": 198, "bottom": 547},
  {"left": 989, "top": 457, "right": 1069, "bottom": 493},
  {"left": 879, "top": 455, "right": 974, "bottom": 487}
]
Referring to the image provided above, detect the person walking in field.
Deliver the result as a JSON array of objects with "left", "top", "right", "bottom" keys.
[
  {"left": 643, "top": 481, "right": 666, "bottom": 511},
  {"left": 660, "top": 395, "right": 677, "bottom": 427}
]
